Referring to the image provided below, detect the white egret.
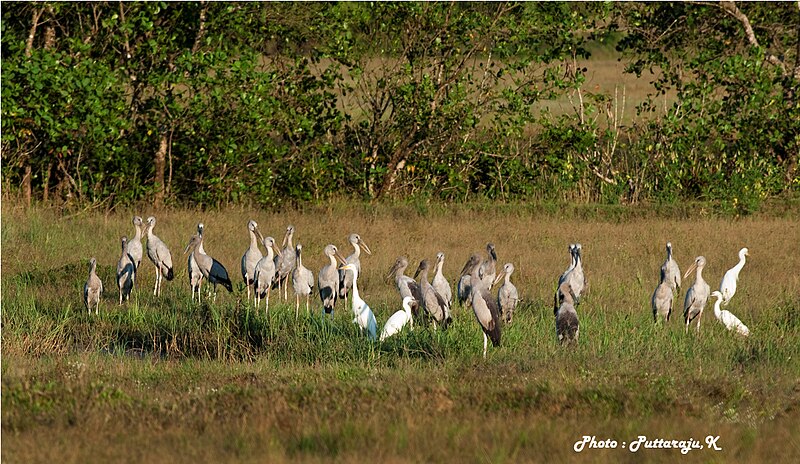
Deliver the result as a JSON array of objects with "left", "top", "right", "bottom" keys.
[
  {"left": 380, "top": 296, "right": 417, "bottom": 342},
  {"left": 710, "top": 291, "right": 750, "bottom": 337},
  {"left": 339, "top": 262, "right": 377, "bottom": 340},
  {"left": 720, "top": 247, "right": 749, "bottom": 305}
]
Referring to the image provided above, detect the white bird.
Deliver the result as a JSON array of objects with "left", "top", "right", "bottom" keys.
[
  {"left": 145, "top": 216, "right": 174, "bottom": 297},
  {"left": 339, "top": 262, "right": 377, "bottom": 340},
  {"left": 663, "top": 241, "right": 681, "bottom": 292},
  {"left": 468, "top": 262, "right": 501, "bottom": 358},
  {"left": 386, "top": 256, "right": 424, "bottom": 317},
  {"left": 720, "top": 247, "right": 749, "bottom": 305},
  {"left": 292, "top": 243, "right": 315, "bottom": 318},
  {"left": 432, "top": 252, "right": 452, "bottom": 310},
  {"left": 184, "top": 233, "right": 233, "bottom": 303},
  {"left": 652, "top": 264, "right": 673, "bottom": 323},
  {"left": 710, "top": 291, "right": 750, "bottom": 336},
  {"left": 683, "top": 256, "right": 711, "bottom": 334},
  {"left": 380, "top": 296, "right": 417, "bottom": 342},
  {"left": 413, "top": 259, "right": 452, "bottom": 329},
  {"left": 84, "top": 257, "right": 103, "bottom": 315},
  {"left": 494, "top": 262, "right": 519, "bottom": 324},
  {"left": 253, "top": 236, "right": 281, "bottom": 314},
  {"left": 339, "top": 233, "right": 372, "bottom": 308},
  {"left": 188, "top": 223, "right": 205, "bottom": 298},
  {"left": 555, "top": 244, "right": 587, "bottom": 309},
  {"left": 116, "top": 236, "right": 134, "bottom": 304},
  {"left": 555, "top": 281, "right": 579, "bottom": 345},
  {"left": 125, "top": 216, "right": 144, "bottom": 288},
  {"left": 319, "top": 245, "right": 347, "bottom": 317},
  {"left": 240, "top": 220, "right": 264, "bottom": 301},
  {"left": 276, "top": 225, "right": 296, "bottom": 301}
]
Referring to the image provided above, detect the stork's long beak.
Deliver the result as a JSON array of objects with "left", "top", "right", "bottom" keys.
[
  {"left": 460, "top": 257, "right": 475, "bottom": 277},
  {"left": 272, "top": 244, "right": 282, "bottom": 258},
  {"left": 413, "top": 263, "right": 423, "bottom": 280},
  {"left": 385, "top": 261, "right": 400, "bottom": 282},
  {"left": 183, "top": 236, "right": 195, "bottom": 254},
  {"left": 359, "top": 239, "right": 372, "bottom": 256},
  {"left": 683, "top": 262, "right": 697, "bottom": 279},
  {"left": 335, "top": 250, "right": 348, "bottom": 265},
  {"left": 492, "top": 270, "right": 506, "bottom": 288},
  {"left": 255, "top": 228, "right": 265, "bottom": 244},
  {"left": 282, "top": 229, "right": 290, "bottom": 248}
]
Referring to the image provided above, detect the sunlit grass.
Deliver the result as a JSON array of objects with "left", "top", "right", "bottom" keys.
[{"left": 2, "top": 204, "right": 799, "bottom": 462}]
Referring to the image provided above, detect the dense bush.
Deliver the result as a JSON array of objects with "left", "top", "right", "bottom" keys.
[{"left": 2, "top": 2, "right": 798, "bottom": 209}]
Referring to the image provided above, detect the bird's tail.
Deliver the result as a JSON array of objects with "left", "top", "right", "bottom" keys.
[{"left": 165, "top": 267, "right": 175, "bottom": 281}]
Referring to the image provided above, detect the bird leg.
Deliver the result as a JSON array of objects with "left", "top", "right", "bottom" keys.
[
  {"left": 306, "top": 295, "right": 310, "bottom": 315},
  {"left": 265, "top": 287, "right": 271, "bottom": 315},
  {"left": 295, "top": 294, "right": 300, "bottom": 320},
  {"left": 483, "top": 332, "right": 488, "bottom": 359}
]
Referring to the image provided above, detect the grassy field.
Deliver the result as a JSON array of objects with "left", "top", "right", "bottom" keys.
[{"left": 2, "top": 203, "right": 799, "bottom": 462}]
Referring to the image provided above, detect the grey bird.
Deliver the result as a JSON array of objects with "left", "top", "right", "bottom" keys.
[
  {"left": 145, "top": 216, "right": 174, "bottom": 297},
  {"left": 556, "top": 243, "right": 586, "bottom": 309},
  {"left": 319, "top": 244, "right": 348, "bottom": 316},
  {"left": 183, "top": 233, "right": 233, "bottom": 303},
  {"left": 188, "top": 223, "right": 205, "bottom": 298},
  {"left": 253, "top": 236, "right": 281, "bottom": 314},
  {"left": 494, "top": 262, "right": 519, "bottom": 324},
  {"left": 275, "top": 225, "right": 296, "bottom": 301},
  {"left": 468, "top": 261, "right": 501, "bottom": 358},
  {"left": 432, "top": 252, "right": 453, "bottom": 311},
  {"left": 457, "top": 254, "right": 482, "bottom": 306},
  {"left": 663, "top": 241, "right": 682, "bottom": 292},
  {"left": 116, "top": 236, "right": 134, "bottom": 304},
  {"left": 413, "top": 259, "right": 452, "bottom": 329},
  {"left": 125, "top": 216, "right": 144, "bottom": 288},
  {"left": 241, "top": 220, "right": 264, "bottom": 301},
  {"left": 555, "top": 281, "right": 579, "bottom": 345},
  {"left": 292, "top": 243, "right": 315, "bottom": 318},
  {"left": 652, "top": 264, "right": 673, "bottom": 323},
  {"left": 386, "top": 256, "right": 423, "bottom": 317},
  {"left": 479, "top": 243, "right": 498, "bottom": 289},
  {"left": 84, "top": 257, "right": 103, "bottom": 315},
  {"left": 339, "top": 233, "right": 372, "bottom": 307},
  {"left": 683, "top": 256, "right": 711, "bottom": 334},
  {"left": 554, "top": 244, "right": 576, "bottom": 310}
]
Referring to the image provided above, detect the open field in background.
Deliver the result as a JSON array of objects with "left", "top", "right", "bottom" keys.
[{"left": 2, "top": 204, "right": 799, "bottom": 462}]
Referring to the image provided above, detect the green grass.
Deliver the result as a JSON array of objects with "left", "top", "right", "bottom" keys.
[{"left": 2, "top": 204, "right": 800, "bottom": 462}]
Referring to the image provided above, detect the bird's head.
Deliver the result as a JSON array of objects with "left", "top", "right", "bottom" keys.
[
  {"left": 197, "top": 223, "right": 204, "bottom": 236},
  {"left": 684, "top": 256, "right": 706, "bottom": 278},
  {"left": 402, "top": 296, "right": 418, "bottom": 313},
  {"left": 339, "top": 262, "right": 358, "bottom": 274},
  {"left": 386, "top": 256, "right": 408, "bottom": 282},
  {"left": 740, "top": 247, "right": 749, "bottom": 258},
  {"left": 184, "top": 234, "right": 201, "bottom": 254},
  {"left": 413, "top": 259, "right": 430, "bottom": 279},
  {"left": 247, "top": 220, "right": 258, "bottom": 232},
  {"left": 486, "top": 243, "right": 497, "bottom": 261},
  {"left": 436, "top": 252, "right": 445, "bottom": 263},
  {"left": 133, "top": 216, "right": 143, "bottom": 227}
]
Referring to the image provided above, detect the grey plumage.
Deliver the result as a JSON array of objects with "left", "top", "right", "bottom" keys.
[
  {"left": 84, "top": 257, "right": 103, "bottom": 314},
  {"left": 683, "top": 256, "right": 710, "bottom": 334},
  {"left": 495, "top": 262, "right": 519, "bottom": 324},
  {"left": 555, "top": 281, "right": 579, "bottom": 345},
  {"left": 414, "top": 259, "right": 451, "bottom": 329},
  {"left": 319, "top": 244, "right": 346, "bottom": 316},
  {"left": 432, "top": 252, "right": 452, "bottom": 310},
  {"left": 479, "top": 243, "right": 498, "bottom": 289},
  {"left": 241, "top": 220, "right": 264, "bottom": 301},
  {"left": 652, "top": 264, "right": 673, "bottom": 323},
  {"left": 386, "top": 256, "right": 423, "bottom": 317},
  {"left": 339, "top": 233, "right": 372, "bottom": 304},
  {"left": 292, "top": 243, "right": 315, "bottom": 318},
  {"left": 556, "top": 243, "right": 586, "bottom": 309},
  {"left": 116, "top": 236, "right": 134, "bottom": 304},
  {"left": 188, "top": 223, "right": 205, "bottom": 297},
  {"left": 276, "top": 225, "right": 296, "bottom": 300},
  {"left": 125, "top": 216, "right": 144, "bottom": 288},
  {"left": 554, "top": 244, "right": 576, "bottom": 310},
  {"left": 457, "top": 254, "right": 481, "bottom": 305},
  {"left": 663, "top": 241, "right": 681, "bottom": 292},
  {"left": 145, "top": 216, "right": 174, "bottom": 297},
  {"left": 183, "top": 233, "right": 233, "bottom": 303},
  {"left": 468, "top": 262, "right": 501, "bottom": 358},
  {"left": 253, "top": 236, "right": 280, "bottom": 313}
]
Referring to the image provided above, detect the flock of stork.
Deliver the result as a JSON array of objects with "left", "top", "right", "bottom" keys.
[{"left": 81, "top": 216, "right": 751, "bottom": 358}]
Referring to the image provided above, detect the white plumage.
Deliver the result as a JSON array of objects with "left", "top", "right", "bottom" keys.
[
  {"left": 380, "top": 296, "right": 417, "bottom": 341},
  {"left": 719, "top": 247, "right": 749, "bottom": 305},
  {"left": 292, "top": 243, "right": 315, "bottom": 318},
  {"left": 711, "top": 291, "right": 750, "bottom": 336},
  {"left": 339, "top": 262, "right": 377, "bottom": 340}
]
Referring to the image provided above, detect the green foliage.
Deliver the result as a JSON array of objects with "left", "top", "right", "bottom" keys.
[{"left": 1, "top": 2, "right": 797, "bottom": 208}]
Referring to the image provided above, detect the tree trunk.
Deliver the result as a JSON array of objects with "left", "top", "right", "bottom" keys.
[{"left": 154, "top": 133, "right": 167, "bottom": 209}]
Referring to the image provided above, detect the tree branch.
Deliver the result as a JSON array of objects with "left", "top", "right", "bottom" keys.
[{"left": 719, "top": 1, "right": 788, "bottom": 76}]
